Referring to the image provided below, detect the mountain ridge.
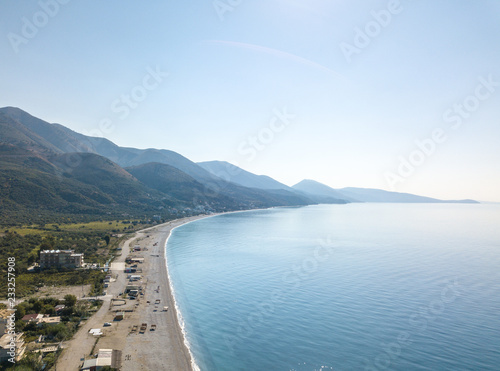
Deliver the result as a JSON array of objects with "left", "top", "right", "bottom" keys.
[
  {"left": 198, "top": 160, "right": 293, "bottom": 191},
  {"left": 0, "top": 106, "right": 479, "bottom": 227},
  {"left": 0, "top": 107, "right": 322, "bottom": 224},
  {"left": 292, "top": 179, "right": 479, "bottom": 204}
]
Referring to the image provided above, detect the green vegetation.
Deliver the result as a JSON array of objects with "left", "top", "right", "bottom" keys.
[
  {"left": 0, "top": 143, "right": 187, "bottom": 227},
  {"left": 0, "top": 107, "right": 321, "bottom": 230},
  {"left": 7, "top": 219, "right": 146, "bottom": 235},
  {"left": 14, "top": 295, "right": 98, "bottom": 335},
  {"left": 1, "top": 355, "right": 52, "bottom": 371},
  {"left": 0, "top": 296, "right": 102, "bottom": 371},
  {"left": 0, "top": 227, "right": 122, "bottom": 298},
  {"left": 0, "top": 215, "right": 160, "bottom": 298},
  {"left": 9, "top": 270, "right": 106, "bottom": 298}
]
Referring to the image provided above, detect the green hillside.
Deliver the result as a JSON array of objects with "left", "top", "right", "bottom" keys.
[{"left": 0, "top": 108, "right": 320, "bottom": 226}]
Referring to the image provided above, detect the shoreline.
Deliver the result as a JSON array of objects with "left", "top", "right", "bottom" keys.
[
  {"left": 56, "top": 207, "right": 276, "bottom": 370},
  {"left": 129, "top": 213, "right": 214, "bottom": 370},
  {"left": 156, "top": 208, "right": 273, "bottom": 370},
  {"left": 54, "top": 213, "right": 215, "bottom": 370},
  {"left": 163, "top": 218, "right": 205, "bottom": 371}
]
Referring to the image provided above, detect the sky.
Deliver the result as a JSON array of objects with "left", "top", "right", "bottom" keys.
[{"left": 1, "top": 0, "right": 500, "bottom": 202}]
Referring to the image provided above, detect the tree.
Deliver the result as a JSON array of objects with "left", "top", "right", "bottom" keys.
[
  {"left": 15, "top": 320, "right": 26, "bottom": 332},
  {"left": 104, "top": 235, "right": 111, "bottom": 246},
  {"left": 64, "top": 294, "right": 77, "bottom": 307},
  {"left": 39, "top": 235, "right": 55, "bottom": 250},
  {"left": 15, "top": 304, "right": 26, "bottom": 322},
  {"left": 17, "top": 352, "right": 44, "bottom": 370},
  {"left": 54, "top": 323, "right": 70, "bottom": 341},
  {"left": 41, "top": 304, "right": 55, "bottom": 316},
  {"left": 32, "top": 300, "right": 43, "bottom": 313},
  {"left": 73, "top": 302, "right": 89, "bottom": 318},
  {"left": 27, "top": 247, "right": 40, "bottom": 264}
]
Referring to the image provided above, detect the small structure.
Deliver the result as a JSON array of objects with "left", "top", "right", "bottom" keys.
[
  {"left": 81, "top": 349, "right": 121, "bottom": 370},
  {"left": 89, "top": 329, "right": 103, "bottom": 336},
  {"left": 126, "top": 257, "right": 144, "bottom": 264},
  {"left": 114, "top": 312, "right": 125, "bottom": 321},
  {"left": 125, "top": 285, "right": 139, "bottom": 293},
  {"left": 21, "top": 314, "right": 43, "bottom": 323},
  {"left": 37, "top": 317, "right": 61, "bottom": 327},
  {"left": 33, "top": 345, "right": 59, "bottom": 354}
]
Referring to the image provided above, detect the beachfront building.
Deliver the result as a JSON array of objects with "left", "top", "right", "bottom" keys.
[
  {"left": 40, "top": 249, "right": 84, "bottom": 269},
  {"left": 81, "top": 348, "right": 121, "bottom": 370},
  {"left": 0, "top": 333, "right": 26, "bottom": 363}
]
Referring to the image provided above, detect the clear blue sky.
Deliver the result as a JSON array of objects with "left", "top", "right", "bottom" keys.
[{"left": 1, "top": 1, "right": 499, "bottom": 201}]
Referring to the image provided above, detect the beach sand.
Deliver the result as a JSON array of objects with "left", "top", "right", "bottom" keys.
[{"left": 56, "top": 214, "right": 211, "bottom": 371}]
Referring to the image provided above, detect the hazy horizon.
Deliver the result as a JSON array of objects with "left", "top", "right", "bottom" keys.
[{"left": 1, "top": 1, "right": 499, "bottom": 202}]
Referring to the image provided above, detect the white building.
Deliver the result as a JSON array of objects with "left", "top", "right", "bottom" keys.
[
  {"left": 40, "top": 249, "right": 84, "bottom": 269},
  {"left": 37, "top": 317, "right": 61, "bottom": 327}
]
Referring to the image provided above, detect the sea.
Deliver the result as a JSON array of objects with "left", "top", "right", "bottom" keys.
[{"left": 166, "top": 203, "right": 500, "bottom": 371}]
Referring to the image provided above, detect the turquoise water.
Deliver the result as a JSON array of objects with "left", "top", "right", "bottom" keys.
[{"left": 166, "top": 204, "right": 500, "bottom": 371}]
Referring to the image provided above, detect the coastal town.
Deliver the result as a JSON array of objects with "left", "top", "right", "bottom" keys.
[{"left": 0, "top": 216, "right": 208, "bottom": 370}]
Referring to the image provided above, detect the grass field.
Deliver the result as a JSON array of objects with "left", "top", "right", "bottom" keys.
[{"left": 6, "top": 220, "right": 144, "bottom": 235}]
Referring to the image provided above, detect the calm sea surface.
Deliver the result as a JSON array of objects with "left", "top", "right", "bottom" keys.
[{"left": 166, "top": 204, "right": 500, "bottom": 371}]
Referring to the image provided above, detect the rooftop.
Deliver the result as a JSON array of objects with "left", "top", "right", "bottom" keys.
[
  {"left": 39, "top": 317, "right": 61, "bottom": 324},
  {"left": 0, "top": 309, "right": 12, "bottom": 320},
  {"left": 0, "top": 333, "right": 23, "bottom": 348},
  {"left": 22, "top": 313, "right": 42, "bottom": 322},
  {"left": 81, "top": 348, "right": 115, "bottom": 369},
  {"left": 41, "top": 249, "right": 73, "bottom": 253}
]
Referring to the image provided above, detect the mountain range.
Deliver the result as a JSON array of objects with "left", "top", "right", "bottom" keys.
[{"left": 0, "top": 107, "right": 478, "bottom": 224}]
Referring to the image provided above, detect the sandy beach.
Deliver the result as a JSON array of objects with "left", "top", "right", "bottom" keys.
[{"left": 56, "top": 214, "right": 211, "bottom": 371}]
